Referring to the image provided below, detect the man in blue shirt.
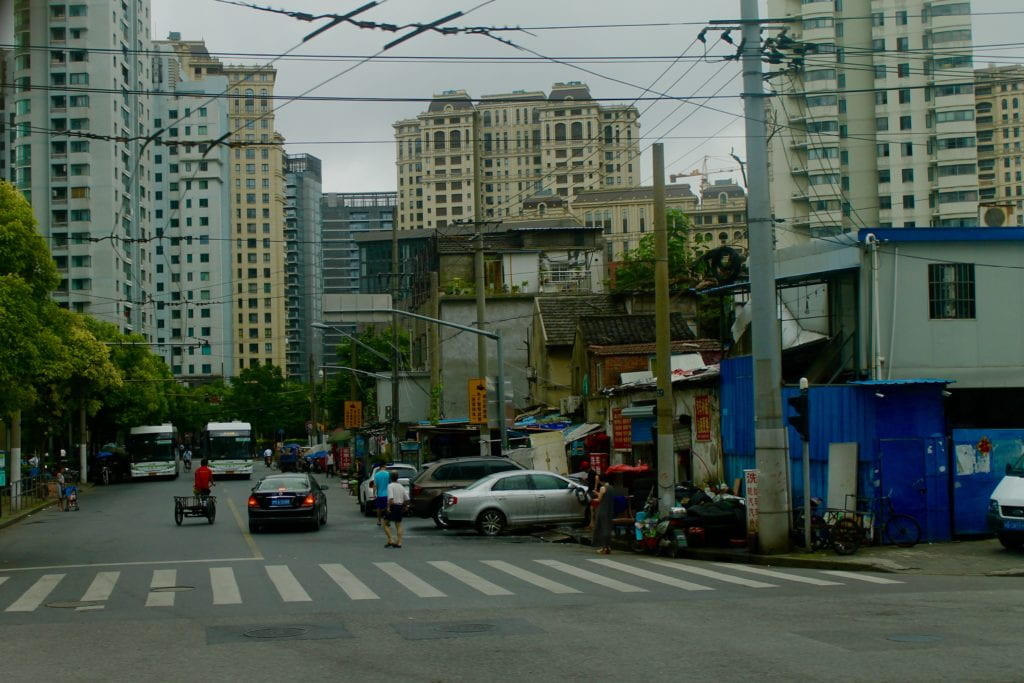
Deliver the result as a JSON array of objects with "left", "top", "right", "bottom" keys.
[{"left": 371, "top": 461, "right": 391, "bottom": 527}]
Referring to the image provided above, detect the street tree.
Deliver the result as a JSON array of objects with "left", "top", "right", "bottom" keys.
[
  {"left": 222, "top": 363, "right": 291, "bottom": 443},
  {"left": 323, "top": 325, "right": 409, "bottom": 426}
]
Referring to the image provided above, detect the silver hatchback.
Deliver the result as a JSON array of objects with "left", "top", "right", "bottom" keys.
[{"left": 440, "top": 469, "right": 589, "bottom": 536}]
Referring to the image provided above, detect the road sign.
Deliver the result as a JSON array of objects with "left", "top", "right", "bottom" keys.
[
  {"left": 344, "top": 401, "right": 363, "bottom": 429},
  {"left": 468, "top": 378, "right": 487, "bottom": 425}
]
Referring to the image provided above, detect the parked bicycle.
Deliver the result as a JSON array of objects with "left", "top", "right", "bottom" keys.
[{"left": 829, "top": 494, "right": 922, "bottom": 555}]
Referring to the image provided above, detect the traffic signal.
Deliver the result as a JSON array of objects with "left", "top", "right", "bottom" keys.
[{"left": 787, "top": 393, "right": 809, "bottom": 442}]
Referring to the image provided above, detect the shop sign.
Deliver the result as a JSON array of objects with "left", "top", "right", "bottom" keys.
[
  {"left": 744, "top": 469, "right": 760, "bottom": 533},
  {"left": 468, "top": 378, "right": 488, "bottom": 424},
  {"left": 344, "top": 401, "right": 363, "bottom": 429},
  {"left": 339, "top": 447, "right": 352, "bottom": 470},
  {"left": 694, "top": 395, "right": 711, "bottom": 442},
  {"left": 612, "top": 407, "right": 631, "bottom": 450}
]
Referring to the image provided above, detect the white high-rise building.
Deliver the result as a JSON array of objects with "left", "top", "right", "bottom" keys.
[
  {"left": 150, "top": 44, "right": 234, "bottom": 380},
  {"left": 767, "top": 0, "right": 979, "bottom": 243},
  {"left": 5, "top": 0, "right": 156, "bottom": 334}
]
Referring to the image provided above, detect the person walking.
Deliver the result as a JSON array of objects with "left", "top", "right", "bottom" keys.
[
  {"left": 371, "top": 461, "right": 391, "bottom": 526},
  {"left": 182, "top": 446, "right": 193, "bottom": 472},
  {"left": 383, "top": 469, "right": 409, "bottom": 548}
]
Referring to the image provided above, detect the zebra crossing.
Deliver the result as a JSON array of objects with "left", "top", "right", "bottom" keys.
[{"left": 0, "top": 558, "right": 905, "bottom": 615}]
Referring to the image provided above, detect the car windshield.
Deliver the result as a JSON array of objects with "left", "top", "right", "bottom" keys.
[{"left": 257, "top": 476, "right": 307, "bottom": 491}]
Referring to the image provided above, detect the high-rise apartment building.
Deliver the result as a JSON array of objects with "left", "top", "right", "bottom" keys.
[
  {"left": 394, "top": 82, "right": 639, "bottom": 229},
  {"left": 158, "top": 36, "right": 289, "bottom": 373},
  {"left": 150, "top": 44, "right": 234, "bottom": 380},
  {"left": 975, "top": 65, "right": 1024, "bottom": 226},
  {"left": 767, "top": 0, "right": 979, "bottom": 243},
  {"left": 6, "top": 0, "right": 156, "bottom": 333},
  {"left": 284, "top": 153, "right": 323, "bottom": 380},
  {"left": 320, "top": 191, "right": 395, "bottom": 375}
]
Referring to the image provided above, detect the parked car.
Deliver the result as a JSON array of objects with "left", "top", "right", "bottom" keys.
[
  {"left": 988, "top": 453, "right": 1024, "bottom": 550},
  {"left": 247, "top": 473, "right": 328, "bottom": 533},
  {"left": 441, "top": 469, "right": 589, "bottom": 536},
  {"left": 410, "top": 456, "right": 525, "bottom": 527},
  {"left": 359, "top": 463, "right": 417, "bottom": 516}
]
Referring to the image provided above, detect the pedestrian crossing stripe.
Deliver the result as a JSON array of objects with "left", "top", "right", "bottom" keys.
[{"left": 0, "top": 559, "right": 909, "bottom": 614}]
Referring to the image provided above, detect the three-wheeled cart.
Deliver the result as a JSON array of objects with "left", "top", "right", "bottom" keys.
[{"left": 174, "top": 495, "right": 216, "bottom": 525}]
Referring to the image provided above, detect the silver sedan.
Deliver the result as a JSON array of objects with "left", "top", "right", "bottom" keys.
[{"left": 441, "top": 469, "right": 589, "bottom": 536}]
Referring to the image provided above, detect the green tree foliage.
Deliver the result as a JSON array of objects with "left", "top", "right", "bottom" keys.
[
  {"left": 167, "top": 379, "right": 230, "bottom": 445},
  {"left": 323, "top": 326, "right": 408, "bottom": 426},
  {"left": 0, "top": 181, "right": 59, "bottom": 298},
  {"left": 221, "top": 364, "right": 298, "bottom": 443},
  {"left": 612, "top": 209, "right": 703, "bottom": 292}
]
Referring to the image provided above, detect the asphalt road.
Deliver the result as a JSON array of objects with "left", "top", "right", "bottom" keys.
[{"left": 1, "top": 471, "right": 1021, "bottom": 681}]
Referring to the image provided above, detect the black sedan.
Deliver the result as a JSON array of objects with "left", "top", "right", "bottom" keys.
[{"left": 247, "top": 473, "right": 328, "bottom": 532}]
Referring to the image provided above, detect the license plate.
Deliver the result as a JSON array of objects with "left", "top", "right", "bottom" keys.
[
  {"left": 271, "top": 498, "right": 290, "bottom": 507},
  {"left": 1004, "top": 519, "right": 1024, "bottom": 530},
  {"left": 148, "top": 472, "right": 157, "bottom": 476},
  {"left": 226, "top": 470, "right": 235, "bottom": 475}
]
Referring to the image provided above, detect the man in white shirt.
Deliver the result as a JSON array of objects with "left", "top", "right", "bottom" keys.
[{"left": 383, "top": 469, "right": 410, "bottom": 548}]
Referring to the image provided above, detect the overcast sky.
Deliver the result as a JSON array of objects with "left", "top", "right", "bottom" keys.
[{"left": 151, "top": 0, "right": 1023, "bottom": 194}]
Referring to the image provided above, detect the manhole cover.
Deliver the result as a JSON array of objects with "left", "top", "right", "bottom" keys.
[
  {"left": 885, "top": 634, "right": 943, "bottom": 643},
  {"left": 244, "top": 627, "right": 308, "bottom": 639},
  {"left": 150, "top": 586, "right": 194, "bottom": 593},
  {"left": 437, "top": 623, "right": 495, "bottom": 634},
  {"left": 47, "top": 600, "right": 101, "bottom": 609}
]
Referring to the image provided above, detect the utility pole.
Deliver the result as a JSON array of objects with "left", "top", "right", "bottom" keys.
[
  {"left": 390, "top": 221, "right": 401, "bottom": 460},
  {"left": 429, "top": 271, "right": 441, "bottom": 419},
  {"left": 308, "top": 353, "right": 317, "bottom": 447},
  {"left": 653, "top": 144, "right": 675, "bottom": 516},
  {"left": 740, "top": 0, "right": 789, "bottom": 553},
  {"left": 474, "top": 221, "right": 490, "bottom": 456}
]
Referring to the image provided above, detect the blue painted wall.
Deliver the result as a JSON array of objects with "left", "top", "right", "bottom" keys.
[
  {"left": 720, "top": 356, "right": 951, "bottom": 541},
  {"left": 951, "top": 429, "right": 1024, "bottom": 535}
]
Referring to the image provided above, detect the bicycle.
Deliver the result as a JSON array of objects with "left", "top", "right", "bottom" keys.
[
  {"left": 791, "top": 497, "right": 832, "bottom": 552},
  {"left": 852, "top": 494, "right": 921, "bottom": 548}
]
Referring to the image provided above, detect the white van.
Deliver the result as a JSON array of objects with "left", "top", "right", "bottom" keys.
[{"left": 988, "top": 454, "right": 1024, "bottom": 550}]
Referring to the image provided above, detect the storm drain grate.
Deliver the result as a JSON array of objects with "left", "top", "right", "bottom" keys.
[
  {"left": 150, "top": 586, "right": 194, "bottom": 593},
  {"left": 393, "top": 618, "right": 541, "bottom": 641},
  {"left": 886, "top": 634, "right": 943, "bottom": 643},
  {"left": 437, "top": 623, "right": 495, "bottom": 634},
  {"left": 244, "top": 627, "right": 308, "bottom": 639},
  {"left": 47, "top": 600, "right": 101, "bottom": 609}
]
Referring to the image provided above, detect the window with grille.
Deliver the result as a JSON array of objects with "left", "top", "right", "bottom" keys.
[{"left": 928, "top": 263, "right": 975, "bottom": 319}]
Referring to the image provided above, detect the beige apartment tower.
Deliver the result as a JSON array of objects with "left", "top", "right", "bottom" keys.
[
  {"left": 767, "top": 0, "right": 980, "bottom": 244},
  {"left": 975, "top": 65, "right": 1024, "bottom": 226},
  {"left": 394, "top": 82, "right": 640, "bottom": 229},
  {"left": 158, "top": 37, "right": 289, "bottom": 372}
]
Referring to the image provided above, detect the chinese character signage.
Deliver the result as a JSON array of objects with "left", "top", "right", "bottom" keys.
[
  {"left": 744, "top": 469, "right": 760, "bottom": 534},
  {"left": 694, "top": 395, "right": 711, "bottom": 442},
  {"left": 339, "top": 447, "right": 352, "bottom": 470},
  {"left": 612, "top": 407, "right": 631, "bottom": 450},
  {"left": 344, "top": 401, "right": 363, "bottom": 429},
  {"left": 468, "top": 378, "right": 488, "bottom": 425}
]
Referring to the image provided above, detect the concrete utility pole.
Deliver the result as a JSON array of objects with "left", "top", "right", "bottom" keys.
[
  {"left": 740, "top": 0, "right": 790, "bottom": 552},
  {"left": 475, "top": 222, "right": 490, "bottom": 456},
  {"left": 390, "top": 221, "right": 400, "bottom": 459},
  {"left": 308, "top": 353, "right": 317, "bottom": 447},
  {"left": 429, "top": 271, "right": 441, "bottom": 422},
  {"left": 652, "top": 144, "right": 676, "bottom": 516},
  {"left": 79, "top": 405, "right": 87, "bottom": 483}
]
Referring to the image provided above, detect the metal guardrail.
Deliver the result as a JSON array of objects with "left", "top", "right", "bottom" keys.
[{"left": 1, "top": 474, "right": 53, "bottom": 517}]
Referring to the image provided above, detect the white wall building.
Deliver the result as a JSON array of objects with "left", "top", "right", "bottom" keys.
[
  {"left": 5, "top": 0, "right": 156, "bottom": 334},
  {"left": 767, "top": 0, "right": 979, "bottom": 244}
]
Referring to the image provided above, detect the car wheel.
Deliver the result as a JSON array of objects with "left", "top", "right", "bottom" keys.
[
  {"left": 998, "top": 534, "right": 1024, "bottom": 551},
  {"left": 310, "top": 514, "right": 322, "bottom": 532},
  {"left": 476, "top": 509, "right": 506, "bottom": 537},
  {"left": 363, "top": 497, "right": 376, "bottom": 517},
  {"left": 432, "top": 500, "right": 448, "bottom": 529},
  {"left": 249, "top": 519, "right": 260, "bottom": 533},
  {"left": 320, "top": 501, "right": 328, "bottom": 525}
]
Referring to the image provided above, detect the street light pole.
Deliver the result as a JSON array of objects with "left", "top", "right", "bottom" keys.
[{"left": 327, "top": 308, "right": 509, "bottom": 452}]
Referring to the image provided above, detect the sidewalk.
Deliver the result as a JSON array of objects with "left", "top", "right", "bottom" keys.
[
  {"left": 559, "top": 527, "right": 1024, "bottom": 576},
  {"left": 0, "top": 483, "right": 93, "bottom": 531}
]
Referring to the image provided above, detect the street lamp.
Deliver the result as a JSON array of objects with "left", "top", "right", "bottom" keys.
[{"left": 325, "top": 308, "right": 509, "bottom": 452}]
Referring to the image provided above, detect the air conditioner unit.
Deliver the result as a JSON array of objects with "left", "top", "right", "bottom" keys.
[
  {"left": 979, "top": 205, "right": 1012, "bottom": 227},
  {"left": 525, "top": 366, "right": 537, "bottom": 380}
]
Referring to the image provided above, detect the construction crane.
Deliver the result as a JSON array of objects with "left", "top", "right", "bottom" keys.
[{"left": 668, "top": 155, "right": 740, "bottom": 191}]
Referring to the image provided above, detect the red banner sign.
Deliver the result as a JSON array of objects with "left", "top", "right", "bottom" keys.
[
  {"left": 339, "top": 447, "right": 352, "bottom": 470},
  {"left": 694, "top": 395, "right": 711, "bottom": 442},
  {"left": 612, "top": 408, "right": 631, "bottom": 450}
]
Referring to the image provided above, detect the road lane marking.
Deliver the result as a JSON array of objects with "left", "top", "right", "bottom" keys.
[
  {"left": 5, "top": 574, "right": 64, "bottom": 612},
  {"left": 320, "top": 563, "right": 379, "bottom": 600},
  {"left": 480, "top": 560, "right": 581, "bottom": 594},
  {"left": 428, "top": 561, "right": 513, "bottom": 596},
  {"left": 0, "top": 577, "right": 7, "bottom": 589},
  {"left": 535, "top": 560, "right": 647, "bottom": 593},
  {"left": 642, "top": 559, "right": 777, "bottom": 588},
  {"left": 228, "top": 498, "right": 263, "bottom": 560},
  {"left": 77, "top": 571, "right": 120, "bottom": 610},
  {"left": 266, "top": 565, "right": 311, "bottom": 602},
  {"left": 374, "top": 562, "right": 446, "bottom": 598},
  {"left": 145, "top": 569, "right": 177, "bottom": 607},
  {"left": 210, "top": 567, "right": 242, "bottom": 605},
  {"left": 590, "top": 559, "right": 714, "bottom": 591},
  {"left": 823, "top": 570, "right": 904, "bottom": 584},
  {"left": 714, "top": 564, "right": 843, "bottom": 586},
  {"left": 0, "top": 557, "right": 263, "bottom": 573}
]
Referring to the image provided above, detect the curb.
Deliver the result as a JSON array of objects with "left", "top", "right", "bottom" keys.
[{"left": 0, "top": 499, "right": 59, "bottom": 531}]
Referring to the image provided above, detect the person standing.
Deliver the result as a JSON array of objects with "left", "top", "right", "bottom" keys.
[
  {"left": 383, "top": 469, "right": 409, "bottom": 548},
  {"left": 591, "top": 474, "right": 623, "bottom": 555},
  {"left": 55, "top": 467, "right": 66, "bottom": 510},
  {"left": 579, "top": 460, "right": 598, "bottom": 529},
  {"left": 371, "top": 461, "right": 391, "bottom": 526}
]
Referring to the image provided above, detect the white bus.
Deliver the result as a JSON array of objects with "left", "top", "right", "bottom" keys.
[
  {"left": 126, "top": 424, "right": 179, "bottom": 479},
  {"left": 202, "top": 421, "right": 254, "bottom": 478}
]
